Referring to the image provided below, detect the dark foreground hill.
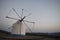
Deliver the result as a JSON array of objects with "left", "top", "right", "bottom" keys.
[
  {"left": 0, "top": 30, "right": 60, "bottom": 38},
  {"left": 0, "top": 30, "right": 60, "bottom": 40}
]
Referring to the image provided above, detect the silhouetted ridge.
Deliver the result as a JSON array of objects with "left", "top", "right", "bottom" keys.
[
  {"left": 0, "top": 30, "right": 10, "bottom": 35},
  {"left": 26, "top": 32, "right": 60, "bottom": 38}
]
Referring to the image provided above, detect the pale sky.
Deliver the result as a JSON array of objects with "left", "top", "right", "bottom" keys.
[{"left": 0, "top": 0, "right": 60, "bottom": 33}]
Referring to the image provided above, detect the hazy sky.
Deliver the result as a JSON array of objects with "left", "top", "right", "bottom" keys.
[{"left": 0, "top": 0, "right": 60, "bottom": 33}]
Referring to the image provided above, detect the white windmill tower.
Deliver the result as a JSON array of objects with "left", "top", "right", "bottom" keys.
[{"left": 5, "top": 8, "right": 35, "bottom": 36}]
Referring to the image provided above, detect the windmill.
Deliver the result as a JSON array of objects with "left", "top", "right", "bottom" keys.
[{"left": 5, "top": 8, "right": 35, "bottom": 36}]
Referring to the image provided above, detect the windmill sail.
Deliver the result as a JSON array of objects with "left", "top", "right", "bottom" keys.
[{"left": 5, "top": 8, "right": 35, "bottom": 36}]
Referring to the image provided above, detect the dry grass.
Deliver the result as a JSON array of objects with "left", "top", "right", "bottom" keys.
[{"left": 0, "top": 35, "right": 60, "bottom": 40}]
